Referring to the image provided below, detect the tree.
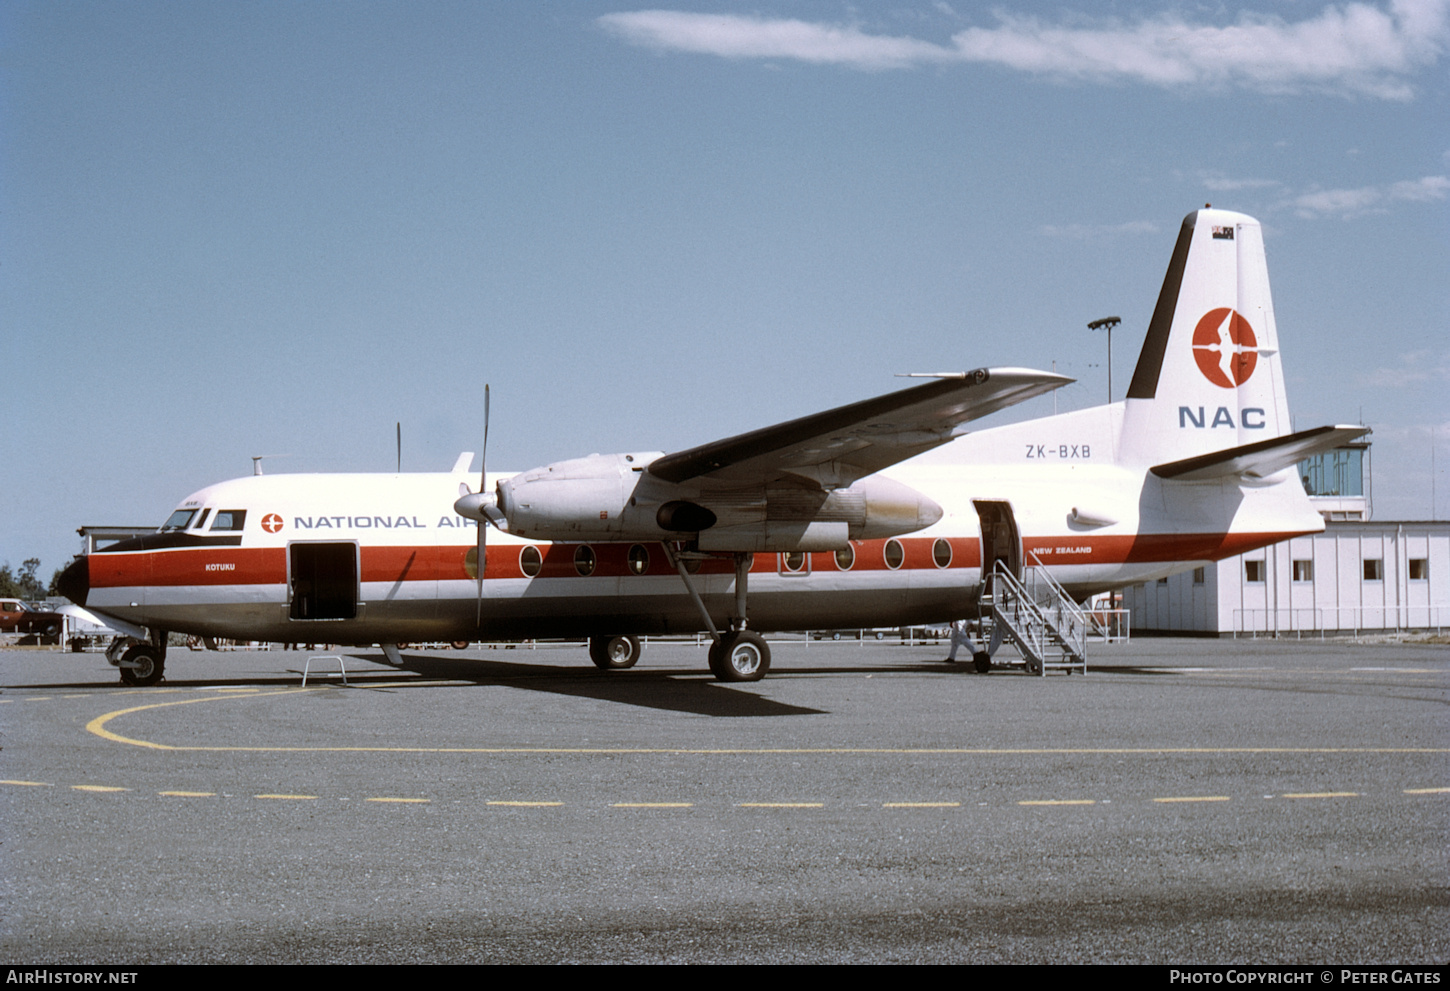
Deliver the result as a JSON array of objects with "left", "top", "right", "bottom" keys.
[{"left": 0, "top": 559, "right": 48, "bottom": 600}]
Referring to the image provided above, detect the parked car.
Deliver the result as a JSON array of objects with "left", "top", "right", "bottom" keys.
[{"left": 0, "top": 598, "right": 65, "bottom": 642}]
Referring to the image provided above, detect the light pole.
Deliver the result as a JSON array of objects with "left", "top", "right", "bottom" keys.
[{"left": 1088, "top": 316, "right": 1121, "bottom": 404}]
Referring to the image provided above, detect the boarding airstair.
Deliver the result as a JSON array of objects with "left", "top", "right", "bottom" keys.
[{"left": 977, "top": 552, "right": 1088, "bottom": 676}]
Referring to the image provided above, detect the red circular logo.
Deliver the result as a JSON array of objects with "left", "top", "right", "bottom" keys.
[
  {"left": 262, "top": 513, "right": 284, "bottom": 533},
  {"left": 1192, "top": 308, "right": 1258, "bottom": 388}
]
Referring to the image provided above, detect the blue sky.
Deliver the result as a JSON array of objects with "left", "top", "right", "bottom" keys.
[{"left": 3, "top": 1, "right": 1447, "bottom": 582}]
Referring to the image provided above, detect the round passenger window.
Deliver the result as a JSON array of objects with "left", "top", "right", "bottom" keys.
[
  {"left": 574, "top": 545, "right": 596, "bottom": 577},
  {"left": 834, "top": 545, "right": 855, "bottom": 571},
  {"left": 884, "top": 539, "right": 905, "bottom": 570},
  {"left": 627, "top": 544, "right": 649, "bottom": 575},
  {"left": 519, "top": 545, "right": 542, "bottom": 578},
  {"left": 783, "top": 551, "right": 806, "bottom": 573},
  {"left": 464, "top": 546, "right": 479, "bottom": 580},
  {"left": 932, "top": 538, "right": 952, "bottom": 568}
]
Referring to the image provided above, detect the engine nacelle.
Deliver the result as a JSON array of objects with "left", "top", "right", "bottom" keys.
[{"left": 496, "top": 452, "right": 943, "bottom": 551}]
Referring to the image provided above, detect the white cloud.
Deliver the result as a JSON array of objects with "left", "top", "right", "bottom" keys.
[
  {"left": 1039, "top": 220, "right": 1160, "bottom": 239},
  {"left": 599, "top": 1, "right": 1450, "bottom": 98},
  {"left": 1292, "top": 174, "right": 1450, "bottom": 217},
  {"left": 1362, "top": 350, "right": 1450, "bottom": 387}
]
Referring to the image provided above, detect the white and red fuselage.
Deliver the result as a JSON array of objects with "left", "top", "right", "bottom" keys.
[{"left": 59, "top": 208, "right": 1360, "bottom": 653}]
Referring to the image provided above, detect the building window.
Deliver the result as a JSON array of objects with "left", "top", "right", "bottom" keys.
[
  {"left": 1363, "top": 559, "right": 1383, "bottom": 581},
  {"left": 1292, "top": 560, "right": 1313, "bottom": 582},
  {"left": 1409, "top": 559, "right": 1429, "bottom": 581},
  {"left": 1192, "top": 567, "right": 1205, "bottom": 584},
  {"left": 1157, "top": 576, "right": 1168, "bottom": 585},
  {"left": 1245, "top": 560, "right": 1265, "bottom": 583}
]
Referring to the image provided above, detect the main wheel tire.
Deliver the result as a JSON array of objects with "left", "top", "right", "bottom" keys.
[
  {"left": 588, "top": 635, "right": 641, "bottom": 670},
  {"left": 119, "top": 645, "right": 164, "bottom": 687},
  {"left": 972, "top": 650, "right": 992, "bottom": 674},
  {"left": 451, "top": 641, "right": 470, "bottom": 650},
  {"left": 708, "top": 631, "right": 770, "bottom": 683}
]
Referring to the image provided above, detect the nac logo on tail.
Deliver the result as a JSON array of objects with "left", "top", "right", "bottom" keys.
[{"left": 1191, "top": 308, "right": 1258, "bottom": 388}]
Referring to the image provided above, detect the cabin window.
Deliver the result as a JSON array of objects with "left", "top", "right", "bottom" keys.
[
  {"left": 193, "top": 509, "right": 211, "bottom": 530},
  {"left": 932, "top": 539, "right": 952, "bottom": 568},
  {"left": 519, "top": 545, "right": 542, "bottom": 578},
  {"left": 211, "top": 510, "right": 247, "bottom": 531},
  {"left": 627, "top": 544, "right": 650, "bottom": 575},
  {"left": 1409, "top": 559, "right": 1429, "bottom": 581},
  {"left": 1363, "top": 559, "right": 1383, "bottom": 581},
  {"left": 161, "top": 509, "right": 196, "bottom": 531},
  {"left": 884, "top": 539, "right": 905, "bottom": 570},
  {"left": 834, "top": 545, "right": 855, "bottom": 571},
  {"left": 782, "top": 550, "right": 806, "bottom": 573},
  {"left": 574, "top": 545, "right": 596, "bottom": 577}
]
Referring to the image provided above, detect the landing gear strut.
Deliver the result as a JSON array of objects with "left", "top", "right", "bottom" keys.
[{"left": 665, "top": 547, "right": 772, "bottom": 683}]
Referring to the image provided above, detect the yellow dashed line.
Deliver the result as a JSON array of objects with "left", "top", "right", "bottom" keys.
[
  {"left": 1283, "top": 791, "right": 1359, "bottom": 799},
  {"left": 487, "top": 800, "right": 563, "bottom": 807},
  {"left": 1019, "top": 799, "right": 1095, "bottom": 806},
  {"left": 159, "top": 791, "right": 215, "bottom": 797},
  {"left": 1405, "top": 787, "right": 1450, "bottom": 795},
  {"left": 1153, "top": 796, "right": 1231, "bottom": 803},
  {"left": 1, "top": 779, "right": 51, "bottom": 787},
  {"left": 72, "top": 785, "right": 128, "bottom": 793}
]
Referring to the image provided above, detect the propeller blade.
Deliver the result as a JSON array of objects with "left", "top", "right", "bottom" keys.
[{"left": 476, "top": 385, "right": 489, "bottom": 626}]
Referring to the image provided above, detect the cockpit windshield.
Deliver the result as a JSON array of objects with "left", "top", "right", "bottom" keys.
[{"left": 160, "top": 509, "right": 197, "bottom": 532}]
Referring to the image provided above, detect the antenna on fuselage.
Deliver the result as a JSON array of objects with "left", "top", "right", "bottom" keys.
[
  {"left": 397, "top": 422, "right": 402, "bottom": 474},
  {"left": 253, "top": 456, "right": 264, "bottom": 476}
]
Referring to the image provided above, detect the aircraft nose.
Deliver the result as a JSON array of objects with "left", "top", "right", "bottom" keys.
[{"left": 56, "top": 555, "right": 89, "bottom": 607}]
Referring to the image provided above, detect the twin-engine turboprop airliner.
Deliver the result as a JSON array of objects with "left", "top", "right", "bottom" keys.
[{"left": 58, "top": 208, "right": 1365, "bottom": 686}]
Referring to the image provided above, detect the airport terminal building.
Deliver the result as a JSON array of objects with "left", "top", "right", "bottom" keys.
[{"left": 1124, "top": 442, "right": 1450, "bottom": 636}]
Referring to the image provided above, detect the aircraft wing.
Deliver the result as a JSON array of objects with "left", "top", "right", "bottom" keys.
[
  {"left": 648, "top": 368, "right": 1071, "bottom": 488},
  {"left": 1150, "top": 425, "right": 1369, "bottom": 482}
]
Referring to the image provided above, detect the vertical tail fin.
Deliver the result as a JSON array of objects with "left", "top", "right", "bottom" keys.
[{"left": 1119, "top": 209, "right": 1292, "bottom": 466}]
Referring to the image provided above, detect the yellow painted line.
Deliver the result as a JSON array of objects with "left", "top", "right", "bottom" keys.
[
  {"left": 738, "top": 802, "right": 824, "bottom": 808},
  {"left": 612, "top": 802, "right": 693, "bottom": 808},
  {"left": 206, "top": 687, "right": 262, "bottom": 693},
  {"left": 1283, "top": 791, "right": 1359, "bottom": 799},
  {"left": 86, "top": 688, "right": 324, "bottom": 750},
  {"left": 488, "top": 800, "right": 563, "bottom": 807},
  {"left": 255, "top": 794, "right": 317, "bottom": 800},
  {"left": 1405, "top": 787, "right": 1450, "bottom": 795},
  {"left": 366, "top": 797, "right": 430, "bottom": 804},
  {"left": 1153, "top": 796, "right": 1231, "bottom": 803},
  {"left": 884, "top": 802, "right": 961, "bottom": 808},
  {"left": 1, "top": 779, "right": 52, "bottom": 787},
  {"left": 1019, "top": 799, "right": 1095, "bottom": 806},
  {"left": 159, "top": 791, "right": 215, "bottom": 797},
  {"left": 72, "top": 785, "right": 128, "bottom": 793}
]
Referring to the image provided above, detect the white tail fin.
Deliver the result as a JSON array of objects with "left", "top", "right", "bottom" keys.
[{"left": 1119, "top": 209, "right": 1292, "bottom": 467}]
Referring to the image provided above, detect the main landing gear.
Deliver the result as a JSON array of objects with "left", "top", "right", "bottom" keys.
[
  {"left": 665, "top": 547, "right": 772, "bottom": 683},
  {"left": 588, "top": 634, "right": 642, "bottom": 670}
]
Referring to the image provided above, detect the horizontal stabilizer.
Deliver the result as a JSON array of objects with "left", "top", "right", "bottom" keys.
[{"left": 1151, "top": 425, "right": 1369, "bottom": 481}]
